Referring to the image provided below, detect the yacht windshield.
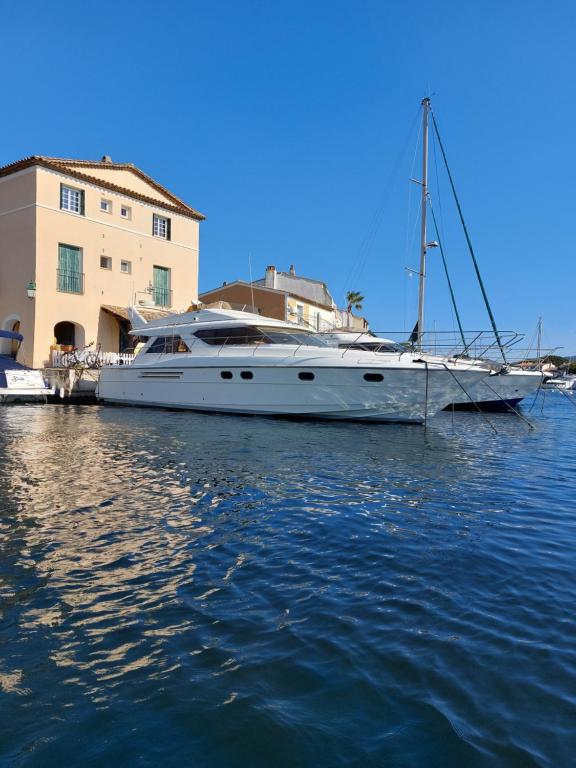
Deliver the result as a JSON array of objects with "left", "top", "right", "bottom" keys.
[
  {"left": 194, "top": 325, "right": 326, "bottom": 347},
  {"left": 259, "top": 329, "right": 326, "bottom": 347}
]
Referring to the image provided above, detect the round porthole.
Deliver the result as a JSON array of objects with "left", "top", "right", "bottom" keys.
[
  {"left": 240, "top": 371, "right": 254, "bottom": 380},
  {"left": 298, "top": 371, "right": 315, "bottom": 381},
  {"left": 364, "top": 373, "right": 384, "bottom": 382},
  {"left": 220, "top": 371, "right": 233, "bottom": 379}
]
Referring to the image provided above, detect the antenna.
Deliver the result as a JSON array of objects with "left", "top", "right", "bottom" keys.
[{"left": 248, "top": 253, "right": 255, "bottom": 314}]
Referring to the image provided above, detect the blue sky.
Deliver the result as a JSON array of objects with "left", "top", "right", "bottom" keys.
[{"left": 2, "top": 0, "right": 574, "bottom": 352}]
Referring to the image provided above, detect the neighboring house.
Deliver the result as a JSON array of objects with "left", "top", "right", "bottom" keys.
[
  {"left": 200, "top": 265, "right": 367, "bottom": 331},
  {"left": 0, "top": 155, "right": 204, "bottom": 367}
]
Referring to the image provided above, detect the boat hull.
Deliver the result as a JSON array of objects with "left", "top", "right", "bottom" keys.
[
  {"left": 446, "top": 370, "right": 543, "bottom": 411},
  {"left": 98, "top": 361, "right": 488, "bottom": 423},
  {"left": 0, "top": 388, "right": 53, "bottom": 403}
]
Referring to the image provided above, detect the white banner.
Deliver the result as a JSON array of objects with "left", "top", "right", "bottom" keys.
[{"left": 5, "top": 370, "right": 46, "bottom": 389}]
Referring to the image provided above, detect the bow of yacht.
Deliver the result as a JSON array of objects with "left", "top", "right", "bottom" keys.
[
  {"left": 319, "top": 330, "right": 543, "bottom": 411},
  {"left": 97, "top": 309, "right": 492, "bottom": 422}
]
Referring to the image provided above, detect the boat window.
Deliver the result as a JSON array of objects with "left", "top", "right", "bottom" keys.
[
  {"left": 194, "top": 326, "right": 326, "bottom": 347},
  {"left": 340, "top": 343, "right": 400, "bottom": 353},
  {"left": 240, "top": 371, "right": 254, "bottom": 379},
  {"left": 194, "top": 327, "right": 267, "bottom": 345},
  {"left": 146, "top": 336, "right": 190, "bottom": 354},
  {"left": 298, "top": 371, "right": 315, "bottom": 381},
  {"left": 259, "top": 329, "right": 326, "bottom": 347},
  {"left": 364, "top": 373, "right": 384, "bottom": 382},
  {"left": 220, "top": 371, "right": 233, "bottom": 379}
]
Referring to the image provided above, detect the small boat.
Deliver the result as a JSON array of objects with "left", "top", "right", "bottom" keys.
[
  {"left": 0, "top": 330, "right": 53, "bottom": 403},
  {"left": 542, "top": 374, "right": 576, "bottom": 391},
  {"left": 97, "top": 308, "right": 492, "bottom": 423}
]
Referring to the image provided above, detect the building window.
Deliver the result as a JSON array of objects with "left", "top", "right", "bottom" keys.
[
  {"left": 153, "top": 214, "right": 171, "bottom": 240},
  {"left": 120, "top": 260, "right": 132, "bottom": 274},
  {"left": 100, "top": 199, "right": 112, "bottom": 213},
  {"left": 296, "top": 304, "right": 304, "bottom": 325},
  {"left": 100, "top": 256, "right": 112, "bottom": 270},
  {"left": 57, "top": 244, "right": 84, "bottom": 294},
  {"left": 153, "top": 265, "right": 171, "bottom": 307},
  {"left": 60, "top": 184, "right": 85, "bottom": 215},
  {"left": 120, "top": 205, "right": 131, "bottom": 219}
]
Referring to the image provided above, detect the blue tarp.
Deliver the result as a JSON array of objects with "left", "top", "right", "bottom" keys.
[{"left": 0, "top": 329, "right": 24, "bottom": 342}]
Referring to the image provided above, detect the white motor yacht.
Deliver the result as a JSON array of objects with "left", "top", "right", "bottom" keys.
[
  {"left": 320, "top": 331, "right": 543, "bottom": 412},
  {"left": 97, "top": 309, "right": 491, "bottom": 423}
]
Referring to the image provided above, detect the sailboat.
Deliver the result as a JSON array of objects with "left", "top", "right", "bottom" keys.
[{"left": 412, "top": 97, "right": 543, "bottom": 412}]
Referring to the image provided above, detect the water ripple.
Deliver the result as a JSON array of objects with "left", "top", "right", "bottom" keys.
[{"left": 0, "top": 398, "right": 575, "bottom": 766}]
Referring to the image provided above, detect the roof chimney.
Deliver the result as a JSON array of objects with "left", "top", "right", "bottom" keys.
[
  {"left": 289, "top": 264, "right": 296, "bottom": 276},
  {"left": 265, "top": 265, "right": 276, "bottom": 289},
  {"left": 101, "top": 155, "right": 113, "bottom": 163}
]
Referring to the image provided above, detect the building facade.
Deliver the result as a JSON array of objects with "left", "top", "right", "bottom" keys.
[
  {"left": 200, "top": 265, "right": 367, "bottom": 331},
  {"left": 0, "top": 155, "right": 204, "bottom": 367}
]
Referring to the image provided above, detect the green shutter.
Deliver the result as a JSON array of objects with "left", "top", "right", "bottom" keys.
[
  {"left": 166, "top": 218, "right": 171, "bottom": 241},
  {"left": 58, "top": 245, "right": 82, "bottom": 292},
  {"left": 80, "top": 190, "right": 85, "bottom": 215},
  {"left": 153, "top": 266, "right": 170, "bottom": 306}
]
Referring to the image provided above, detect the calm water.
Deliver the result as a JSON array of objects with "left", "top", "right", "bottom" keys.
[{"left": 0, "top": 395, "right": 575, "bottom": 767}]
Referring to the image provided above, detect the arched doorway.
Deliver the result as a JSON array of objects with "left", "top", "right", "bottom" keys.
[
  {"left": 10, "top": 320, "right": 20, "bottom": 357},
  {"left": 54, "top": 321, "right": 85, "bottom": 349},
  {"left": 1, "top": 314, "right": 21, "bottom": 357}
]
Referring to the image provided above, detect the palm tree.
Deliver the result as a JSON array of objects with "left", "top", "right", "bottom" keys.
[{"left": 346, "top": 290, "right": 365, "bottom": 314}]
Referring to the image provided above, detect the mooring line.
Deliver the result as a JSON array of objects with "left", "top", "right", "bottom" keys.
[
  {"left": 528, "top": 378, "right": 545, "bottom": 414},
  {"left": 442, "top": 364, "right": 498, "bottom": 435},
  {"left": 555, "top": 387, "right": 576, "bottom": 409},
  {"left": 424, "top": 361, "right": 430, "bottom": 431},
  {"left": 481, "top": 378, "right": 535, "bottom": 431}
]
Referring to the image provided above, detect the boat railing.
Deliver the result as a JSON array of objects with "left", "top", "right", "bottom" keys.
[{"left": 366, "top": 329, "right": 527, "bottom": 362}]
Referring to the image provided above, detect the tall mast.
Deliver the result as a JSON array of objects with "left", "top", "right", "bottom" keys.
[{"left": 417, "top": 96, "right": 430, "bottom": 349}]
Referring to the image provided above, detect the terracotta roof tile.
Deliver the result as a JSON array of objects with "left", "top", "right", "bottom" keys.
[{"left": 0, "top": 155, "right": 205, "bottom": 220}]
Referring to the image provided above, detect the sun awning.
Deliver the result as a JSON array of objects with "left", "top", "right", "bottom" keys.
[{"left": 101, "top": 305, "right": 173, "bottom": 324}]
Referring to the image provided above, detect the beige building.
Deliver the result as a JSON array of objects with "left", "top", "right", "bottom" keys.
[
  {"left": 0, "top": 155, "right": 204, "bottom": 367},
  {"left": 200, "top": 265, "right": 368, "bottom": 331}
]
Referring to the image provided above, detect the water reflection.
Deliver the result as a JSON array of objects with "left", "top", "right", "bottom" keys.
[
  {"left": 0, "top": 403, "right": 574, "bottom": 767},
  {"left": 0, "top": 407, "right": 472, "bottom": 693}
]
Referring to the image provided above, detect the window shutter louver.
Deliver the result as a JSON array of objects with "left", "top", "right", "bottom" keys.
[
  {"left": 80, "top": 190, "right": 85, "bottom": 216},
  {"left": 167, "top": 218, "right": 171, "bottom": 241}
]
